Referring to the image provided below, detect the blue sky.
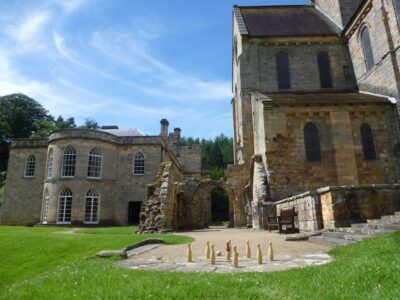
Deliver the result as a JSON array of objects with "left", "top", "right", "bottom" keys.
[{"left": 0, "top": 0, "right": 306, "bottom": 138}]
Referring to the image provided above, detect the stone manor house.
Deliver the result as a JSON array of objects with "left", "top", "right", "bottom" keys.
[
  {"left": 2, "top": 0, "right": 400, "bottom": 233},
  {"left": 0, "top": 120, "right": 202, "bottom": 226}
]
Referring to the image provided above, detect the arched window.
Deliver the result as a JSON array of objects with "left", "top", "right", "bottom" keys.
[
  {"left": 24, "top": 155, "right": 36, "bottom": 177},
  {"left": 87, "top": 148, "right": 102, "bottom": 178},
  {"left": 304, "top": 123, "right": 322, "bottom": 162},
  {"left": 276, "top": 51, "right": 291, "bottom": 89},
  {"left": 133, "top": 153, "right": 145, "bottom": 175},
  {"left": 41, "top": 190, "right": 50, "bottom": 224},
  {"left": 85, "top": 189, "right": 100, "bottom": 224},
  {"left": 47, "top": 149, "right": 53, "bottom": 179},
  {"left": 361, "top": 27, "right": 375, "bottom": 71},
  {"left": 361, "top": 124, "right": 377, "bottom": 160},
  {"left": 318, "top": 52, "right": 333, "bottom": 88},
  {"left": 58, "top": 188, "right": 72, "bottom": 224},
  {"left": 61, "top": 146, "right": 76, "bottom": 177}
]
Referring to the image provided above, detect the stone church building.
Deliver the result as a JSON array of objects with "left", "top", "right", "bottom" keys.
[
  {"left": 227, "top": 0, "right": 400, "bottom": 230},
  {"left": 2, "top": 0, "right": 400, "bottom": 232}
]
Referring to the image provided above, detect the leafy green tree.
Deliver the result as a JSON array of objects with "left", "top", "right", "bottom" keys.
[
  {"left": 55, "top": 116, "right": 76, "bottom": 129},
  {"left": 79, "top": 118, "right": 100, "bottom": 129},
  {"left": 0, "top": 94, "right": 48, "bottom": 171},
  {"left": 181, "top": 134, "right": 233, "bottom": 180},
  {"left": 0, "top": 93, "right": 48, "bottom": 142}
]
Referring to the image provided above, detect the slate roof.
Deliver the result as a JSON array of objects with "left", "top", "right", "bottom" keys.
[
  {"left": 236, "top": 5, "right": 341, "bottom": 37},
  {"left": 100, "top": 129, "right": 145, "bottom": 137},
  {"left": 260, "top": 92, "right": 393, "bottom": 105}
]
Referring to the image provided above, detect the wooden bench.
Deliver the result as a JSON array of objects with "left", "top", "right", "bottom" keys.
[{"left": 268, "top": 207, "right": 297, "bottom": 234}]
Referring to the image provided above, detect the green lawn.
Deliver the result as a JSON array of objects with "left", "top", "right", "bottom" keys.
[{"left": 0, "top": 226, "right": 399, "bottom": 299}]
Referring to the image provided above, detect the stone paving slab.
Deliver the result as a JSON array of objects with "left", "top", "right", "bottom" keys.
[
  {"left": 118, "top": 253, "right": 332, "bottom": 273},
  {"left": 117, "top": 227, "right": 332, "bottom": 273},
  {"left": 126, "top": 244, "right": 161, "bottom": 257}
]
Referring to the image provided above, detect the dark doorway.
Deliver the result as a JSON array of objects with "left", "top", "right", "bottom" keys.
[
  {"left": 128, "top": 201, "right": 142, "bottom": 225},
  {"left": 211, "top": 187, "right": 229, "bottom": 224}
]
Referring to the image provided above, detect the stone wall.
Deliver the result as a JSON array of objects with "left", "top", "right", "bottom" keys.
[
  {"left": 312, "top": 0, "right": 363, "bottom": 27},
  {"left": 275, "top": 192, "right": 323, "bottom": 232},
  {"left": 138, "top": 161, "right": 181, "bottom": 233},
  {"left": 346, "top": 0, "right": 400, "bottom": 100},
  {"left": 252, "top": 93, "right": 400, "bottom": 201},
  {"left": 0, "top": 139, "right": 48, "bottom": 225},
  {"left": 319, "top": 185, "right": 400, "bottom": 228},
  {"left": 179, "top": 144, "right": 202, "bottom": 179},
  {"left": 274, "top": 184, "right": 400, "bottom": 232}
]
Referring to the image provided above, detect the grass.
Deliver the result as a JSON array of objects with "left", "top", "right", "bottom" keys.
[
  {"left": 0, "top": 227, "right": 399, "bottom": 299},
  {"left": 0, "top": 226, "right": 192, "bottom": 287}
]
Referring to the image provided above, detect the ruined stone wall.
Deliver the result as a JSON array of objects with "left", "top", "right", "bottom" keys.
[
  {"left": 347, "top": 0, "right": 400, "bottom": 99},
  {"left": 139, "top": 161, "right": 181, "bottom": 233},
  {"left": 258, "top": 98, "right": 399, "bottom": 201},
  {"left": 179, "top": 144, "right": 202, "bottom": 179},
  {"left": 0, "top": 139, "right": 48, "bottom": 225},
  {"left": 178, "top": 178, "right": 210, "bottom": 230},
  {"left": 319, "top": 184, "right": 400, "bottom": 228},
  {"left": 275, "top": 192, "right": 323, "bottom": 232}
]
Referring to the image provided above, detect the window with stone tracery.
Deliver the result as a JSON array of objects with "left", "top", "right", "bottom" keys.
[
  {"left": 24, "top": 155, "right": 36, "bottom": 177},
  {"left": 87, "top": 148, "right": 102, "bottom": 178},
  {"left": 84, "top": 189, "right": 100, "bottom": 224},
  {"left": 133, "top": 153, "right": 145, "bottom": 175},
  {"left": 61, "top": 146, "right": 76, "bottom": 177},
  {"left": 47, "top": 149, "right": 53, "bottom": 179},
  {"left": 58, "top": 188, "right": 72, "bottom": 224}
]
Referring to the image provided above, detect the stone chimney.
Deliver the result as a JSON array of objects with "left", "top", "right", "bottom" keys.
[
  {"left": 173, "top": 128, "right": 181, "bottom": 142},
  {"left": 160, "top": 119, "right": 169, "bottom": 138},
  {"left": 173, "top": 127, "right": 181, "bottom": 156}
]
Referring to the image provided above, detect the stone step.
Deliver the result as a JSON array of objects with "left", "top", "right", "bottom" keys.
[
  {"left": 334, "top": 227, "right": 390, "bottom": 235},
  {"left": 351, "top": 223, "right": 400, "bottom": 231},
  {"left": 395, "top": 212, "right": 400, "bottom": 216},
  {"left": 367, "top": 219, "right": 400, "bottom": 225},
  {"left": 322, "top": 231, "right": 369, "bottom": 241},
  {"left": 380, "top": 215, "right": 400, "bottom": 222},
  {"left": 309, "top": 236, "right": 355, "bottom": 247}
]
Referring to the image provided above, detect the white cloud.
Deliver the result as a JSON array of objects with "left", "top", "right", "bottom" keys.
[
  {"left": 90, "top": 28, "right": 232, "bottom": 102},
  {"left": 50, "top": 0, "right": 89, "bottom": 14},
  {"left": 5, "top": 10, "right": 51, "bottom": 52}
]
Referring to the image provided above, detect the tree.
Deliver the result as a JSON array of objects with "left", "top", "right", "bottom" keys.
[
  {"left": 79, "top": 118, "right": 100, "bottom": 129},
  {"left": 55, "top": 116, "right": 76, "bottom": 129},
  {"left": 0, "top": 94, "right": 48, "bottom": 171},
  {"left": 0, "top": 93, "right": 48, "bottom": 142},
  {"left": 181, "top": 134, "right": 233, "bottom": 180}
]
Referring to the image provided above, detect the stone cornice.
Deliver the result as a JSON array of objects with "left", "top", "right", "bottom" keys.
[{"left": 344, "top": 0, "right": 373, "bottom": 39}]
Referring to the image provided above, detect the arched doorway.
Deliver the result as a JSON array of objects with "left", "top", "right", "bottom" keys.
[{"left": 210, "top": 186, "right": 230, "bottom": 225}]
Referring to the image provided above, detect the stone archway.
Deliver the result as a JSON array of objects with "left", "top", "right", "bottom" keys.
[
  {"left": 210, "top": 186, "right": 230, "bottom": 224},
  {"left": 190, "top": 180, "right": 234, "bottom": 228}
]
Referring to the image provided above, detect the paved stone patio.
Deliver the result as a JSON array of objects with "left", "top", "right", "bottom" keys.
[{"left": 118, "top": 227, "right": 333, "bottom": 273}]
